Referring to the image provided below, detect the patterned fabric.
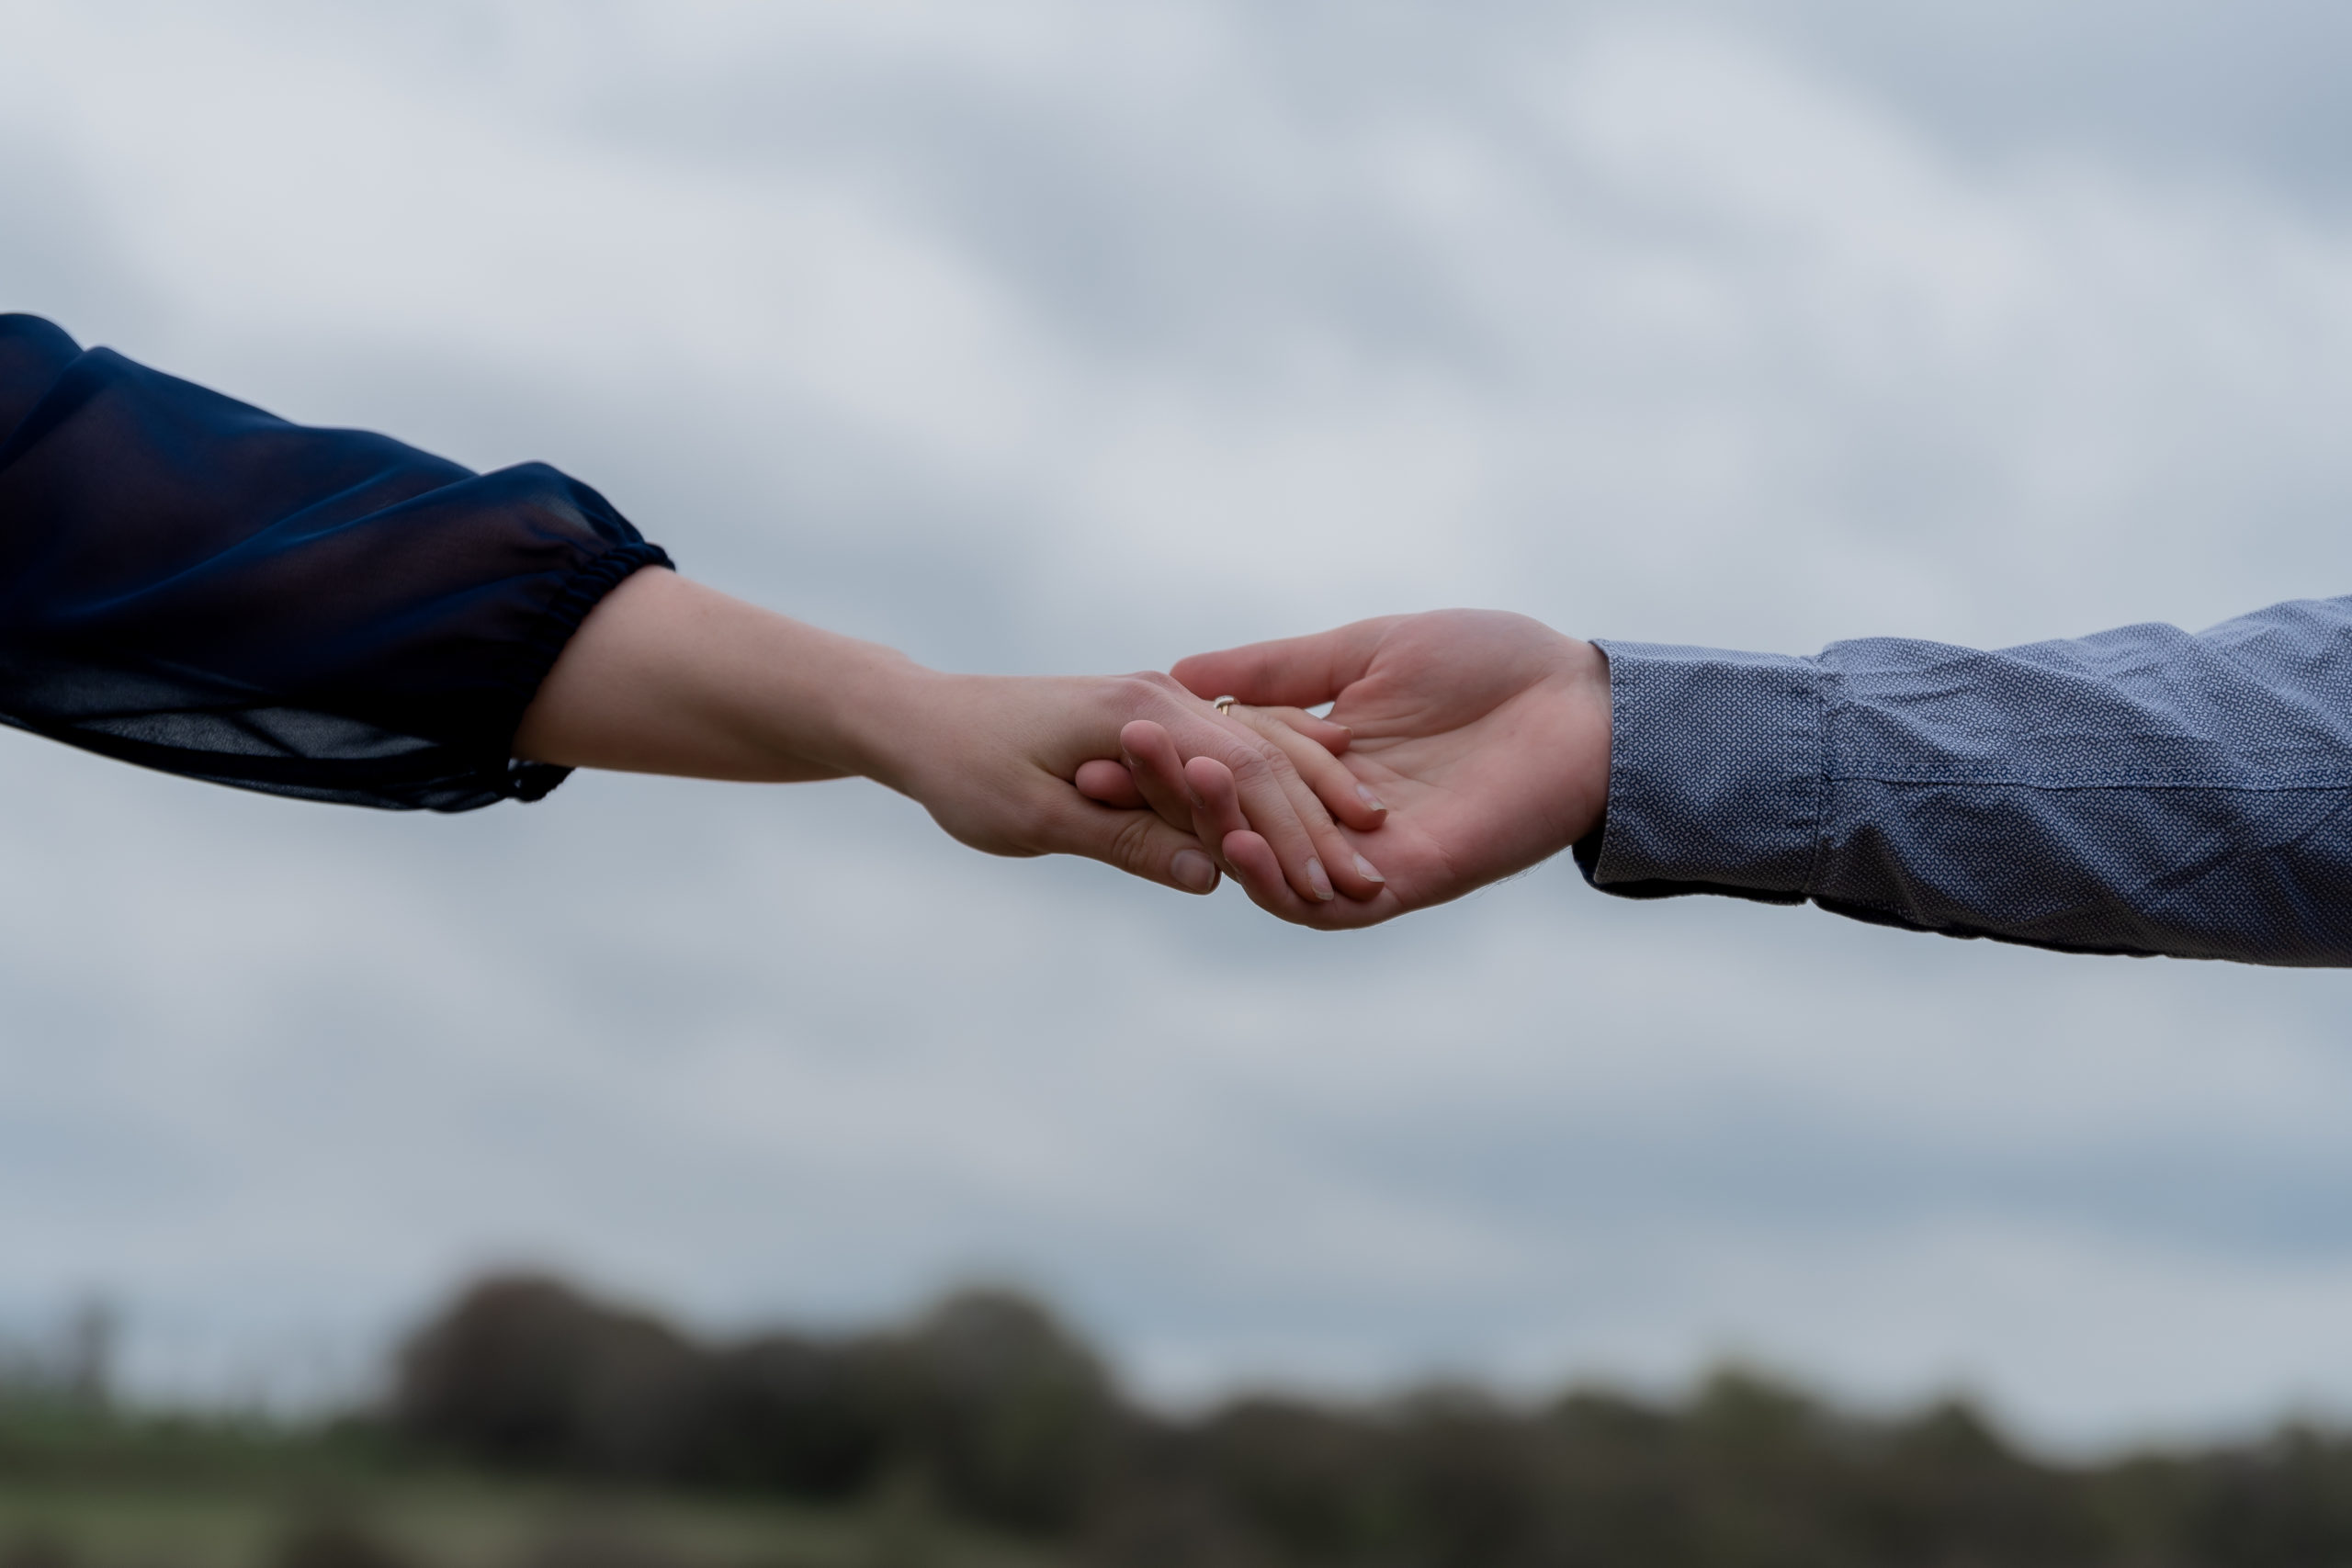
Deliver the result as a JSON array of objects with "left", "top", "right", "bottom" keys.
[
  {"left": 0, "top": 315, "right": 672, "bottom": 810},
  {"left": 1581, "top": 601, "right": 2352, "bottom": 965}
]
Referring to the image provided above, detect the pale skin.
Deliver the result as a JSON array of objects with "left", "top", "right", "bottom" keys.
[
  {"left": 514, "top": 575, "right": 1611, "bottom": 925},
  {"left": 1081, "top": 609, "right": 1616, "bottom": 929},
  {"left": 511, "top": 569, "right": 1390, "bottom": 900}
]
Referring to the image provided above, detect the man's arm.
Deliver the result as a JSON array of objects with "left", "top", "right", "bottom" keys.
[
  {"left": 1591, "top": 599, "right": 2352, "bottom": 964},
  {"left": 1170, "top": 599, "right": 2352, "bottom": 965}
]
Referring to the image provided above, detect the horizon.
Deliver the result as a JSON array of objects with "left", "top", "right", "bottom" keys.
[{"left": 9, "top": 0, "right": 2352, "bottom": 1453}]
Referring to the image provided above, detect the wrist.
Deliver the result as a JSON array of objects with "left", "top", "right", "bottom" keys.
[
  {"left": 1555, "top": 636, "right": 1614, "bottom": 845},
  {"left": 785, "top": 637, "right": 944, "bottom": 791}
]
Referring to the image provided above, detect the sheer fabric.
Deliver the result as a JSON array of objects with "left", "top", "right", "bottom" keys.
[{"left": 0, "top": 315, "right": 670, "bottom": 810}]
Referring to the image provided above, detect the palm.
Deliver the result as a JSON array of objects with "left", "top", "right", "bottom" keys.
[{"left": 1172, "top": 610, "right": 1611, "bottom": 927}]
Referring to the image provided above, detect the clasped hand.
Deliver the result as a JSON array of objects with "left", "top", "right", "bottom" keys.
[
  {"left": 1083, "top": 609, "right": 1613, "bottom": 927},
  {"left": 518, "top": 573, "right": 1611, "bottom": 929}
]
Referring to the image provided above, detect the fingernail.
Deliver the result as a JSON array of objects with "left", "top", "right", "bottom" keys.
[
  {"left": 1306, "top": 857, "right": 1335, "bottom": 901},
  {"left": 1172, "top": 849, "right": 1218, "bottom": 893},
  {"left": 1356, "top": 784, "right": 1386, "bottom": 812},
  {"left": 1352, "top": 853, "right": 1385, "bottom": 885}
]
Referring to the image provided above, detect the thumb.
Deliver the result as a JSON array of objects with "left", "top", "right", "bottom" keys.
[
  {"left": 1171, "top": 617, "right": 1399, "bottom": 708},
  {"left": 1044, "top": 795, "right": 1223, "bottom": 896}
]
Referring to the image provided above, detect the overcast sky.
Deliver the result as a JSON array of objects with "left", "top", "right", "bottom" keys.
[{"left": 9, "top": 0, "right": 2352, "bottom": 1449}]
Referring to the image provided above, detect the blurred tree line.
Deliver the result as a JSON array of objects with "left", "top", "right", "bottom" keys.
[{"left": 381, "top": 1274, "right": 2352, "bottom": 1568}]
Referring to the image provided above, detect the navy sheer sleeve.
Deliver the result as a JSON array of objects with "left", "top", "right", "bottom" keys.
[{"left": 0, "top": 314, "right": 672, "bottom": 811}]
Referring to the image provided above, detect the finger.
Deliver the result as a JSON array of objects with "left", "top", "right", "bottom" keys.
[
  {"left": 1269, "top": 756, "right": 1385, "bottom": 899},
  {"left": 1222, "top": 831, "right": 1319, "bottom": 920},
  {"left": 1163, "top": 720, "right": 1333, "bottom": 904},
  {"left": 1171, "top": 618, "right": 1400, "bottom": 708},
  {"left": 1185, "top": 756, "right": 1251, "bottom": 863},
  {"left": 1073, "top": 758, "right": 1144, "bottom": 808},
  {"left": 1212, "top": 743, "right": 1343, "bottom": 904},
  {"left": 1226, "top": 705, "right": 1387, "bottom": 835},
  {"left": 1211, "top": 705, "right": 1385, "bottom": 893},
  {"left": 1118, "top": 719, "right": 1206, "bottom": 835},
  {"left": 1222, "top": 829, "right": 1404, "bottom": 930},
  {"left": 1191, "top": 755, "right": 1360, "bottom": 901},
  {"left": 1042, "top": 793, "right": 1221, "bottom": 896},
  {"left": 1257, "top": 705, "right": 1352, "bottom": 755},
  {"left": 1151, "top": 690, "right": 1364, "bottom": 900}
]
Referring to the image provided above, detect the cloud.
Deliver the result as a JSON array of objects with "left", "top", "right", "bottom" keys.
[{"left": 8, "top": 0, "right": 2352, "bottom": 1443}]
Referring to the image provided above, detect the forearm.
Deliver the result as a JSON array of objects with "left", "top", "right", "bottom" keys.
[
  {"left": 1585, "top": 597, "right": 2352, "bottom": 965},
  {"left": 514, "top": 570, "right": 1393, "bottom": 899},
  {"left": 513, "top": 568, "right": 926, "bottom": 785}
]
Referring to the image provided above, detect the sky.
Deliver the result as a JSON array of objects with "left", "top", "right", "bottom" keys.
[{"left": 8, "top": 0, "right": 2352, "bottom": 1449}]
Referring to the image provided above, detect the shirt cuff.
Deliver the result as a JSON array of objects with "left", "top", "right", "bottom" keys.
[{"left": 1580, "top": 640, "right": 1829, "bottom": 898}]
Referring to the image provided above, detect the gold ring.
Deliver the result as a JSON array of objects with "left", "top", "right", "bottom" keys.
[{"left": 1214, "top": 695, "right": 1238, "bottom": 715}]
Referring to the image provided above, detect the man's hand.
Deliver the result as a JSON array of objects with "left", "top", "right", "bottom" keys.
[{"left": 1159, "top": 610, "right": 1612, "bottom": 927}]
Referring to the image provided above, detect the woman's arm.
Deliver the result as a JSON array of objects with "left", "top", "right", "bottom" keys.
[
  {"left": 514, "top": 567, "right": 1387, "bottom": 899},
  {"left": 0, "top": 313, "right": 1378, "bottom": 902}
]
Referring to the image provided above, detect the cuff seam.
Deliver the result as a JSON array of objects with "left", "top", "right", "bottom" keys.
[
  {"left": 1584, "top": 640, "right": 1828, "bottom": 895},
  {"left": 483, "top": 538, "right": 675, "bottom": 801},
  {"left": 1797, "top": 656, "right": 1833, "bottom": 897}
]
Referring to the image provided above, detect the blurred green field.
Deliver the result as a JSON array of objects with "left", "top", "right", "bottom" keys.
[
  {"left": 0, "top": 1475, "right": 1060, "bottom": 1568},
  {"left": 20, "top": 1276, "right": 2352, "bottom": 1568},
  {"left": 0, "top": 1407, "right": 1057, "bottom": 1568}
]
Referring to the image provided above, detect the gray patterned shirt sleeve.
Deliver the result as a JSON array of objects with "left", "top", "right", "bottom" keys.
[{"left": 1578, "top": 596, "right": 2352, "bottom": 965}]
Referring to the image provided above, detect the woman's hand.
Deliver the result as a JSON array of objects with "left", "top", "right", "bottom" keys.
[
  {"left": 513, "top": 569, "right": 1383, "bottom": 899},
  {"left": 879, "top": 670, "right": 1386, "bottom": 901},
  {"left": 1156, "top": 610, "right": 1614, "bottom": 927}
]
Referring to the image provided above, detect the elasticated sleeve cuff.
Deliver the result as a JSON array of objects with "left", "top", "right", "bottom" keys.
[
  {"left": 1577, "top": 640, "right": 1828, "bottom": 901},
  {"left": 0, "top": 313, "right": 673, "bottom": 812},
  {"left": 490, "top": 537, "right": 675, "bottom": 805}
]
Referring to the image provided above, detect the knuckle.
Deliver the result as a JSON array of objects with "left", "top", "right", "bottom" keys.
[
  {"left": 1108, "top": 810, "right": 1163, "bottom": 874},
  {"left": 1226, "top": 750, "right": 1275, "bottom": 786},
  {"left": 1235, "top": 746, "right": 1299, "bottom": 789},
  {"left": 1111, "top": 671, "right": 1181, "bottom": 708}
]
